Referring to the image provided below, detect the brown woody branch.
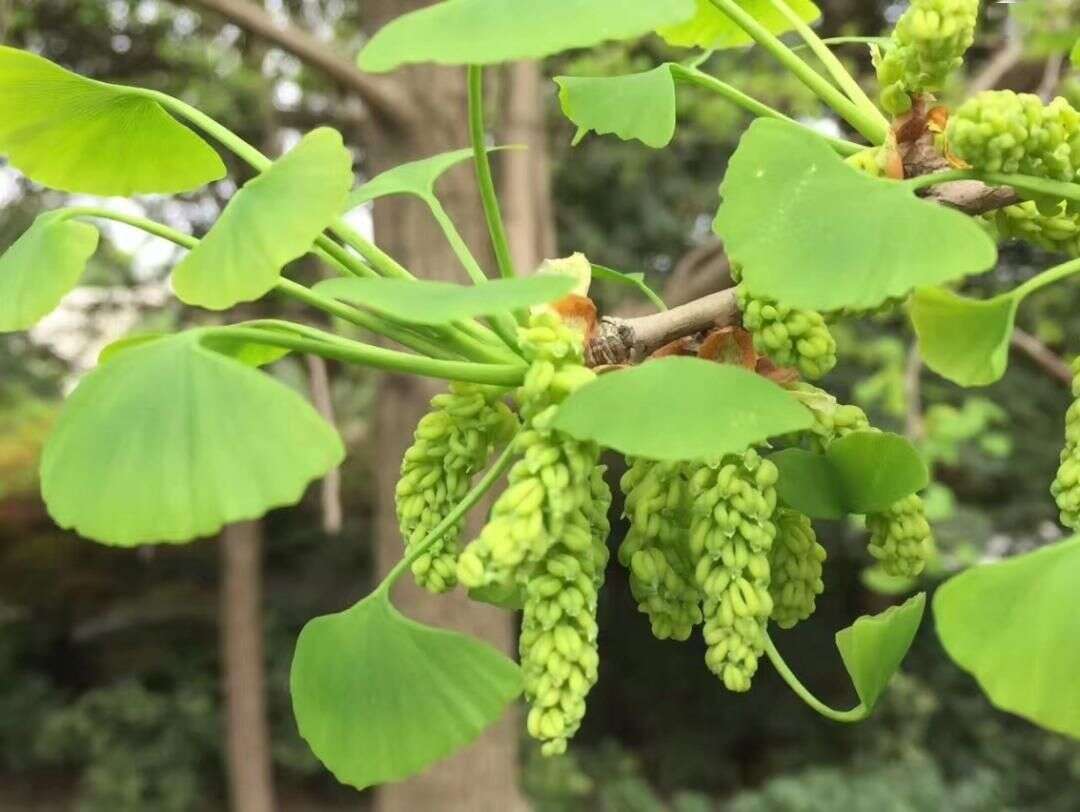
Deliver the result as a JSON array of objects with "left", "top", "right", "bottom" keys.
[{"left": 184, "top": 0, "right": 417, "bottom": 128}]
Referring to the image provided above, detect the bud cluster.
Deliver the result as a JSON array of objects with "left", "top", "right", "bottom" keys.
[
  {"left": 873, "top": 0, "right": 980, "bottom": 115},
  {"left": 986, "top": 201, "right": 1080, "bottom": 258},
  {"left": 1051, "top": 359, "right": 1080, "bottom": 531},
  {"left": 687, "top": 450, "right": 779, "bottom": 693},
  {"left": 395, "top": 383, "right": 516, "bottom": 592},
  {"left": 618, "top": 458, "right": 703, "bottom": 642},
  {"left": 737, "top": 286, "right": 838, "bottom": 380},
  {"left": 456, "top": 311, "right": 608, "bottom": 756},
  {"left": 769, "top": 508, "right": 827, "bottom": 629}
]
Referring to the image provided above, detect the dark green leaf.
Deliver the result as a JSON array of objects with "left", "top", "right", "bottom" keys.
[
  {"left": 314, "top": 275, "right": 575, "bottom": 325},
  {"left": 552, "top": 357, "right": 813, "bottom": 460},
  {"left": 172, "top": 128, "right": 353, "bottom": 310},
  {"left": 910, "top": 287, "right": 1018, "bottom": 387},
  {"left": 555, "top": 66, "right": 677, "bottom": 149},
  {"left": 291, "top": 590, "right": 522, "bottom": 789},
  {"left": 41, "top": 332, "right": 343, "bottom": 546},
  {"left": 357, "top": 0, "right": 696, "bottom": 72},
  {"left": 714, "top": 120, "right": 997, "bottom": 311},
  {"left": 934, "top": 536, "right": 1080, "bottom": 738},
  {"left": 0, "top": 47, "right": 225, "bottom": 195},
  {"left": 660, "top": 0, "right": 821, "bottom": 50},
  {"left": 0, "top": 212, "right": 98, "bottom": 332},
  {"left": 836, "top": 592, "right": 926, "bottom": 711}
]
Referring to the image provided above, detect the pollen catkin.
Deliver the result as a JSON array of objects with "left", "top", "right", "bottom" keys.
[
  {"left": 1051, "top": 359, "right": 1080, "bottom": 531},
  {"left": 737, "top": 286, "right": 838, "bottom": 380},
  {"left": 947, "top": 91, "right": 1080, "bottom": 185},
  {"left": 985, "top": 200, "right": 1080, "bottom": 257},
  {"left": 456, "top": 311, "right": 606, "bottom": 757},
  {"left": 769, "top": 509, "right": 826, "bottom": 629},
  {"left": 618, "top": 458, "right": 702, "bottom": 642},
  {"left": 873, "top": 0, "right": 980, "bottom": 115},
  {"left": 687, "top": 450, "right": 779, "bottom": 693},
  {"left": 395, "top": 383, "right": 516, "bottom": 592},
  {"left": 789, "top": 384, "right": 934, "bottom": 577}
]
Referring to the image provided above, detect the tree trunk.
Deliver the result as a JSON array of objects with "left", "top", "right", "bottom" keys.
[
  {"left": 363, "top": 4, "right": 528, "bottom": 811},
  {"left": 219, "top": 520, "right": 276, "bottom": 812}
]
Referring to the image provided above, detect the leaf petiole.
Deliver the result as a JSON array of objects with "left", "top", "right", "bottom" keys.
[{"left": 763, "top": 633, "right": 869, "bottom": 723}]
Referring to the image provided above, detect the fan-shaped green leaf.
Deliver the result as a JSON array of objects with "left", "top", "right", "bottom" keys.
[
  {"left": 659, "top": 0, "right": 821, "bottom": 50},
  {"left": 590, "top": 264, "right": 666, "bottom": 311},
  {"left": 0, "top": 212, "right": 98, "bottom": 332},
  {"left": 41, "top": 331, "right": 343, "bottom": 546},
  {"left": 714, "top": 119, "right": 997, "bottom": 311},
  {"left": 552, "top": 357, "right": 813, "bottom": 460},
  {"left": 910, "top": 288, "right": 1018, "bottom": 387},
  {"left": 771, "top": 432, "right": 928, "bottom": 519},
  {"left": 291, "top": 589, "right": 522, "bottom": 790},
  {"left": 345, "top": 148, "right": 476, "bottom": 211},
  {"left": 172, "top": 128, "right": 353, "bottom": 311},
  {"left": 356, "top": 0, "right": 697, "bottom": 72},
  {"left": 314, "top": 275, "right": 575, "bottom": 325},
  {"left": 836, "top": 592, "right": 926, "bottom": 711},
  {"left": 934, "top": 536, "right": 1080, "bottom": 738},
  {"left": 555, "top": 66, "right": 677, "bottom": 149},
  {"left": 0, "top": 47, "right": 225, "bottom": 195}
]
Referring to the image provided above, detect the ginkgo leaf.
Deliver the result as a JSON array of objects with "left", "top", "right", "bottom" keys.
[
  {"left": 291, "top": 589, "right": 522, "bottom": 789},
  {"left": 345, "top": 148, "right": 480, "bottom": 211},
  {"left": 357, "top": 0, "right": 697, "bottom": 72},
  {"left": 714, "top": 119, "right": 997, "bottom": 311},
  {"left": 41, "top": 331, "right": 343, "bottom": 546},
  {"left": 590, "top": 263, "right": 666, "bottom": 311},
  {"left": 910, "top": 287, "right": 1018, "bottom": 387},
  {"left": 552, "top": 357, "right": 813, "bottom": 460},
  {"left": 0, "top": 46, "right": 225, "bottom": 195},
  {"left": 0, "top": 212, "right": 98, "bottom": 332},
  {"left": 555, "top": 66, "right": 677, "bottom": 149},
  {"left": 934, "top": 536, "right": 1080, "bottom": 738},
  {"left": 660, "top": 0, "right": 821, "bottom": 50},
  {"left": 314, "top": 275, "right": 575, "bottom": 325},
  {"left": 171, "top": 128, "right": 353, "bottom": 310},
  {"left": 836, "top": 592, "right": 926, "bottom": 711}
]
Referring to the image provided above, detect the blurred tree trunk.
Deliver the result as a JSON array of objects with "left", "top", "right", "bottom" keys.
[
  {"left": 219, "top": 520, "right": 276, "bottom": 812},
  {"left": 364, "top": 3, "right": 529, "bottom": 811}
]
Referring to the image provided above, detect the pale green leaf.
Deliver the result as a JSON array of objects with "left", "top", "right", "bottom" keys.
[
  {"left": 314, "top": 275, "right": 575, "bottom": 325},
  {"left": 345, "top": 148, "right": 476, "bottom": 211},
  {"left": 0, "top": 47, "right": 225, "bottom": 195},
  {"left": 1071, "top": 38, "right": 1080, "bottom": 69},
  {"left": 41, "top": 331, "right": 343, "bottom": 546},
  {"left": 552, "top": 357, "right": 813, "bottom": 460},
  {"left": 836, "top": 592, "right": 926, "bottom": 711},
  {"left": 934, "top": 536, "right": 1080, "bottom": 738},
  {"left": 714, "top": 120, "right": 997, "bottom": 311},
  {"left": 771, "top": 432, "right": 928, "bottom": 519},
  {"left": 291, "top": 590, "right": 522, "bottom": 789},
  {"left": 590, "top": 263, "right": 666, "bottom": 311},
  {"left": 172, "top": 128, "right": 353, "bottom": 310},
  {"left": 357, "top": 0, "right": 697, "bottom": 72},
  {"left": 0, "top": 212, "right": 98, "bottom": 332},
  {"left": 555, "top": 66, "right": 677, "bottom": 149},
  {"left": 910, "top": 288, "right": 1017, "bottom": 387},
  {"left": 660, "top": 0, "right": 821, "bottom": 50}
]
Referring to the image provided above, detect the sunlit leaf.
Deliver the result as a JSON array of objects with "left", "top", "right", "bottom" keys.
[
  {"left": 934, "top": 536, "right": 1080, "bottom": 738},
  {"left": 771, "top": 432, "right": 928, "bottom": 519},
  {"left": 291, "top": 589, "right": 522, "bottom": 789},
  {"left": 171, "top": 128, "right": 353, "bottom": 310},
  {"left": 41, "top": 332, "right": 343, "bottom": 546},
  {"left": 836, "top": 592, "right": 925, "bottom": 711},
  {"left": 714, "top": 120, "right": 997, "bottom": 311},
  {"left": 555, "top": 66, "right": 677, "bottom": 149},
  {"left": 0, "top": 46, "right": 225, "bottom": 195},
  {"left": 910, "top": 287, "right": 1018, "bottom": 387},
  {"left": 552, "top": 357, "right": 813, "bottom": 460},
  {"left": 0, "top": 212, "right": 98, "bottom": 332},
  {"left": 314, "top": 275, "right": 575, "bottom": 325},
  {"left": 660, "top": 0, "right": 821, "bottom": 50},
  {"left": 357, "top": 0, "right": 696, "bottom": 72}
]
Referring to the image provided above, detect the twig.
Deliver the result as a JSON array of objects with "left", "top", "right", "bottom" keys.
[
  {"left": 967, "top": 17, "right": 1024, "bottom": 96},
  {"left": 904, "top": 345, "right": 925, "bottom": 442},
  {"left": 1010, "top": 328, "right": 1074, "bottom": 387},
  {"left": 1037, "top": 54, "right": 1065, "bottom": 102}
]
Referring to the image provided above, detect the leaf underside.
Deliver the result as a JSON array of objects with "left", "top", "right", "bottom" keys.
[
  {"left": 555, "top": 66, "right": 678, "bottom": 149},
  {"left": 660, "top": 0, "right": 821, "bottom": 50},
  {"left": 910, "top": 287, "right": 1017, "bottom": 387},
  {"left": 836, "top": 592, "right": 926, "bottom": 711}
]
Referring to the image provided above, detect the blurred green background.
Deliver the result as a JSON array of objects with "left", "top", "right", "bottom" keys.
[{"left": 2, "top": 1, "right": 1080, "bottom": 809}]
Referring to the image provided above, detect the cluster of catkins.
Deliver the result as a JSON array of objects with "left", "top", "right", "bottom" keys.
[
  {"left": 873, "top": 0, "right": 980, "bottom": 115},
  {"left": 1051, "top": 359, "right": 1080, "bottom": 531},
  {"left": 454, "top": 311, "right": 610, "bottom": 756}
]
